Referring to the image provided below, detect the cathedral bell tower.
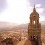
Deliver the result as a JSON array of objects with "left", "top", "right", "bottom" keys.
[{"left": 28, "top": 5, "right": 42, "bottom": 45}]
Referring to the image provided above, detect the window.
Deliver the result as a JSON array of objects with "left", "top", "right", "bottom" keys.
[{"left": 34, "top": 21, "right": 35, "bottom": 24}]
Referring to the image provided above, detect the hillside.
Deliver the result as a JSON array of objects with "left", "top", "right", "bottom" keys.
[
  {"left": 11, "top": 21, "right": 45, "bottom": 31},
  {"left": 0, "top": 21, "right": 45, "bottom": 31}
]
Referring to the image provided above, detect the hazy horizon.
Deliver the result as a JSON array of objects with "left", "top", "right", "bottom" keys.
[{"left": 0, "top": 21, "right": 44, "bottom": 29}]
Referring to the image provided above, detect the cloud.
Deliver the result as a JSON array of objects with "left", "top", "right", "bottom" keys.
[
  {"left": 36, "top": 8, "right": 44, "bottom": 13},
  {"left": 0, "top": 0, "right": 30, "bottom": 24},
  {"left": 36, "top": 4, "right": 41, "bottom": 8},
  {"left": 35, "top": 4, "right": 44, "bottom": 13},
  {"left": 0, "top": 0, "right": 44, "bottom": 24}
]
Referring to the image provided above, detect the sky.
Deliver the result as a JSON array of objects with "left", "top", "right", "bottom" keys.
[{"left": 0, "top": 0, "right": 45, "bottom": 25}]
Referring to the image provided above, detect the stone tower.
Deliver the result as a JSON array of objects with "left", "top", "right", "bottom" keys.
[{"left": 28, "top": 5, "right": 42, "bottom": 45}]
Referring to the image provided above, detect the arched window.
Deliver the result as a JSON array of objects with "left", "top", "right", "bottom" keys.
[{"left": 33, "top": 21, "right": 35, "bottom": 24}]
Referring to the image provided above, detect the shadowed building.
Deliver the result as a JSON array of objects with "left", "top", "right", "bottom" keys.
[
  {"left": 28, "top": 5, "right": 42, "bottom": 45},
  {"left": 1, "top": 38, "right": 14, "bottom": 45}
]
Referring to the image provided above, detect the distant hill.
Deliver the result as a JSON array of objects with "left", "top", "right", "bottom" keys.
[
  {"left": 10, "top": 21, "right": 45, "bottom": 31},
  {"left": 0, "top": 22, "right": 17, "bottom": 31},
  {"left": 0, "top": 21, "right": 45, "bottom": 31},
  {"left": 0, "top": 22, "right": 15, "bottom": 26}
]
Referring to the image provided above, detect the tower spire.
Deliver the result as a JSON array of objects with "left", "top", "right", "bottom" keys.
[
  {"left": 34, "top": 3, "right": 35, "bottom": 9},
  {"left": 33, "top": 1, "right": 36, "bottom": 12},
  {"left": 34, "top": 0, "right": 35, "bottom": 8}
]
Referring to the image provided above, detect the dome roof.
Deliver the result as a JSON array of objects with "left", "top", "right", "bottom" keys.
[{"left": 30, "top": 5, "right": 39, "bottom": 16}]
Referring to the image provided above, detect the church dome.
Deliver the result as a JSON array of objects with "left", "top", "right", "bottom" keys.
[{"left": 30, "top": 5, "right": 39, "bottom": 16}]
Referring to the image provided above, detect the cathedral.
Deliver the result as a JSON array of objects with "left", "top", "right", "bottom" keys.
[{"left": 28, "top": 5, "right": 42, "bottom": 45}]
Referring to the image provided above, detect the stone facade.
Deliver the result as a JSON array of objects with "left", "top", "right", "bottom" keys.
[{"left": 28, "top": 5, "right": 42, "bottom": 45}]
